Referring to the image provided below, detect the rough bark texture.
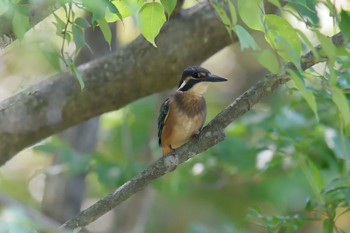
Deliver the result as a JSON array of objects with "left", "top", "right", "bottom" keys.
[
  {"left": 0, "top": 2, "right": 232, "bottom": 165},
  {"left": 60, "top": 33, "right": 344, "bottom": 230}
]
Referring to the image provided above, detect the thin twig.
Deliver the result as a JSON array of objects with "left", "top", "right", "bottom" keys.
[{"left": 61, "top": 3, "right": 72, "bottom": 67}]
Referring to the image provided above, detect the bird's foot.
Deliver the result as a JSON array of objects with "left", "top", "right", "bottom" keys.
[
  {"left": 169, "top": 145, "right": 176, "bottom": 156},
  {"left": 192, "top": 129, "right": 202, "bottom": 140},
  {"left": 164, "top": 146, "right": 178, "bottom": 172}
]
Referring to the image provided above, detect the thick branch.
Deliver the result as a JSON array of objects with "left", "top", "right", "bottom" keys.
[
  {"left": 0, "top": 2, "right": 231, "bottom": 165},
  {"left": 0, "top": 0, "right": 60, "bottom": 48},
  {"left": 61, "top": 33, "right": 344, "bottom": 230}
]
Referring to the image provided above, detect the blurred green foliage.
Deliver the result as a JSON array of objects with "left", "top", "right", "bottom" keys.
[{"left": 1, "top": 0, "right": 350, "bottom": 233}]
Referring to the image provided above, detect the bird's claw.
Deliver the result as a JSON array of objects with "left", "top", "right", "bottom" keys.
[
  {"left": 164, "top": 147, "right": 178, "bottom": 172},
  {"left": 192, "top": 129, "right": 202, "bottom": 140}
]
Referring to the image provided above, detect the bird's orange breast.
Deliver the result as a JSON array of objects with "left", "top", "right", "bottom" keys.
[{"left": 161, "top": 92, "right": 206, "bottom": 155}]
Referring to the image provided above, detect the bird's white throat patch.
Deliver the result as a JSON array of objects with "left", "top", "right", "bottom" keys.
[{"left": 189, "top": 82, "right": 209, "bottom": 95}]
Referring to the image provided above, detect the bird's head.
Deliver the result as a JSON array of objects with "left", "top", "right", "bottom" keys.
[{"left": 177, "top": 66, "right": 227, "bottom": 95}]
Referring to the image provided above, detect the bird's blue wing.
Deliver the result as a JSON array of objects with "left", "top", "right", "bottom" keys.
[{"left": 158, "top": 98, "right": 170, "bottom": 146}]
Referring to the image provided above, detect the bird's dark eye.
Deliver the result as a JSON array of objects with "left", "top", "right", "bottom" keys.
[{"left": 193, "top": 72, "right": 198, "bottom": 78}]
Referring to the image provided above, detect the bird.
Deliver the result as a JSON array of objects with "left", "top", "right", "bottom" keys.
[{"left": 158, "top": 66, "right": 227, "bottom": 156}]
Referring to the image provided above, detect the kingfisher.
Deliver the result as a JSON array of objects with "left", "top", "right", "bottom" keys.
[{"left": 158, "top": 66, "right": 227, "bottom": 156}]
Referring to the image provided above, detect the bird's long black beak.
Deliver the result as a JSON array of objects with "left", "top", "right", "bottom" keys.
[{"left": 201, "top": 74, "right": 227, "bottom": 82}]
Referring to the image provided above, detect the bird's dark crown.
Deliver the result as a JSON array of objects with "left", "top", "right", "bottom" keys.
[
  {"left": 177, "top": 66, "right": 227, "bottom": 92},
  {"left": 181, "top": 66, "right": 210, "bottom": 81}
]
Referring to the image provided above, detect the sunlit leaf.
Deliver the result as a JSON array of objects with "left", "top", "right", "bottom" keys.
[
  {"left": 138, "top": 2, "right": 166, "bottom": 47},
  {"left": 237, "top": 0, "right": 264, "bottom": 31},
  {"left": 234, "top": 25, "right": 259, "bottom": 51},
  {"left": 331, "top": 87, "right": 350, "bottom": 127},
  {"left": 53, "top": 13, "right": 66, "bottom": 38},
  {"left": 106, "top": 0, "right": 142, "bottom": 22},
  {"left": 107, "top": 0, "right": 123, "bottom": 21},
  {"left": 254, "top": 49, "right": 280, "bottom": 73}
]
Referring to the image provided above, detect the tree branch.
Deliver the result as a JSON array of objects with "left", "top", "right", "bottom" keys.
[
  {"left": 60, "top": 32, "right": 344, "bottom": 230},
  {"left": 0, "top": 2, "right": 231, "bottom": 165},
  {"left": 0, "top": 0, "right": 61, "bottom": 48}
]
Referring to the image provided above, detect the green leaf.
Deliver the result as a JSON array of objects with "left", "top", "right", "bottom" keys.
[
  {"left": 287, "top": 0, "right": 319, "bottom": 27},
  {"left": 331, "top": 87, "right": 350, "bottom": 127},
  {"left": 42, "top": 48, "right": 61, "bottom": 71},
  {"left": 72, "top": 24, "right": 85, "bottom": 51},
  {"left": 305, "top": 157, "right": 324, "bottom": 190},
  {"left": 234, "top": 25, "right": 259, "bottom": 51},
  {"left": 339, "top": 10, "right": 350, "bottom": 41},
  {"left": 228, "top": 0, "right": 237, "bottom": 26},
  {"left": 65, "top": 32, "right": 72, "bottom": 44},
  {"left": 75, "top": 17, "right": 90, "bottom": 28},
  {"left": 264, "top": 14, "right": 302, "bottom": 69},
  {"left": 12, "top": 12, "right": 30, "bottom": 40},
  {"left": 83, "top": 0, "right": 107, "bottom": 22},
  {"left": 301, "top": 91, "right": 318, "bottom": 121},
  {"left": 237, "top": 0, "right": 264, "bottom": 31},
  {"left": 322, "top": 219, "right": 333, "bottom": 233},
  {"left": 107, "top": 0, "right": 123, "bottom": 21},
  {"left": 254, "top": 49, "right": 280, "bottom": 73},
  {"left": 69, "top": 63, "right": 85, "bottom": 90},
  {"left": 212, "top": 0, "right": 234, "bottom": 38},
  {"left": 97, "top": 18, "right": 112, "bottom": 46},
  {"left": 212, "top": 0, "right": 236, "bottom": 33},
  {"left": 268, "top": 0, "right": 281, "bottom": 7},
  {"left": 106, "top": 0, "right": 142, "bottom": 22},
  {"left": 288, "top": 69, "right": 318, "bottom": 121},
  {"left": 53, "top": 13, "right": 66, "bottom": 38},
  {"left": 138, "top": 2, "right": 166, "bottom": 47},
  {"left": 212, "top": 1, "right": 231, "bottom": 27},
  {"left": 296, "top": 29, "right": 319, "bottom": 61},
  {"left": 315, "top": 31, "right": 336, "bottom": 63},
  {"left": 160, "top": 0, "right": 176, "bottom": 16}
]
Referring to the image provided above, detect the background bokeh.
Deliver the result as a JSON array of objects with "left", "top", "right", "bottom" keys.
[{"left": 1, "top": 0, "right": 350, "bottom": 233}]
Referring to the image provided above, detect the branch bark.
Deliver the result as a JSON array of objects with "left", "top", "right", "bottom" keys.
[
  {"left": 0, "top": 0, "right": 61, "bottom": 48},
  {"left": 0, "top": 2, "right": 231, "bottom": 165},
  {"left": 60, "top": 32, "right": 344, "bottom": 230}
]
